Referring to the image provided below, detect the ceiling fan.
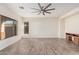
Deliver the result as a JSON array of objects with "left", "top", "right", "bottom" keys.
[{"left": 32, "top": 3, "right": 55, "bottom": 15}]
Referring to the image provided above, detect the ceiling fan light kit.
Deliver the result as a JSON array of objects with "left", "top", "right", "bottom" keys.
[{"left": 32, "top": 3, "right": 55, "bottom": 16}]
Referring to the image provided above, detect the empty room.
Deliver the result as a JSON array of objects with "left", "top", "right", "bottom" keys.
[{"left": 0, "top": 3, "right": 79, "bottom": 55}]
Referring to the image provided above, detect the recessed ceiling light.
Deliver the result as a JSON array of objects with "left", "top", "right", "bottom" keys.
[{"left": 19, "top": 6, "right": 24, "bottom": 9}]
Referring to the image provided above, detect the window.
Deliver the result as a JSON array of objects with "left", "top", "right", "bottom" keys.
[
  {"left": 24, "top": 22, "right": 29, "bottom": 34},
  {"left": 0, "top": 15, "right": 17, "bottom": 40}
]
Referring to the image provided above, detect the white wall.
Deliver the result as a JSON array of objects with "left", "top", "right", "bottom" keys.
[
  {"left": 58, "top": 19, "right": 65, "bottom": 38},
  {"left": 65, "top": 13, "right": 79, "bottom": 34},
  {"left": 23, "top": 17, "right": 59, "bottom": 38},
  {"left": 0, "top": 4, "right": 21, "bottom": 50}
]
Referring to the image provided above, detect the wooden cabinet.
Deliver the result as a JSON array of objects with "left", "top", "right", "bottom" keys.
[{"left": 66, "top": 33, "right": 79, "bottom": 45}]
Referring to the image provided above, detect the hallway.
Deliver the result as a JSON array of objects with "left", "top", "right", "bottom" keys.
[{"left": 0, "top": 38, "right": 79, "bottom": 55}]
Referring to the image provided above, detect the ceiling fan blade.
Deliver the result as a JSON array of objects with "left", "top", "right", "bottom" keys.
[
  {"left": 38, "top": 3, "right": 42, "bottom": 10},
  {"left": 31, "top": 8, "right": 40, "bottom": 11},
  {"left": 45, "top": 8, "right": 55, "bottom": 11},
  {"left": 44, "top": 3, "right": 52, "bottom": 10},
  {"left": 45, "top": 11, "right": 51, "bottom": 14}
]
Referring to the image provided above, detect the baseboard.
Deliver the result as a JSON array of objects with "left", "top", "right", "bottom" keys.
[{"left": 22, "top": 37, "right": 63, "bottom": 39}]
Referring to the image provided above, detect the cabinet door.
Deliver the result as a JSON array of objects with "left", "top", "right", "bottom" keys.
[{"left": 73, "top": 37, "right": 79, "bottom": 45}]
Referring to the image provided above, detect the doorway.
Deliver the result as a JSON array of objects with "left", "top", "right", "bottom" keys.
[{"left": 24, "top": 22, "right": 29, "bottom": 34}]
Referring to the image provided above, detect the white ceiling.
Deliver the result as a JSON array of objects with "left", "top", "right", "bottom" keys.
[{"left": 3, "top": 3, "right": 79, "bottom": 17}]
